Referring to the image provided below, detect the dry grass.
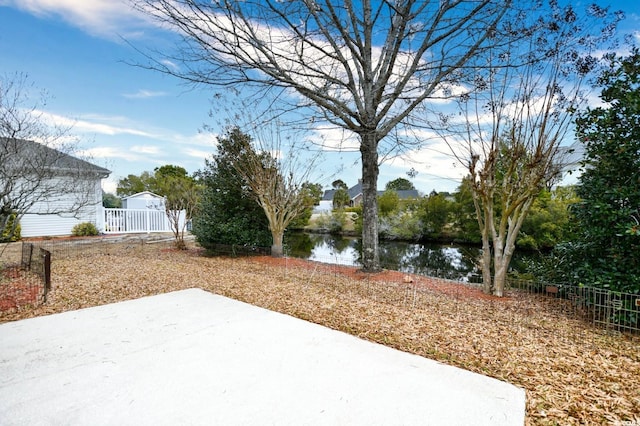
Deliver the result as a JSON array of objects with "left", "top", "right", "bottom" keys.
[{"left": 1, "top": 242, "right": 639, "bottom": 425}]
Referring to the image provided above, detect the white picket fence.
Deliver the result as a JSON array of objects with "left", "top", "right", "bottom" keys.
[{"left": 103, "top": 208, "right": 179, "bottom": 234}]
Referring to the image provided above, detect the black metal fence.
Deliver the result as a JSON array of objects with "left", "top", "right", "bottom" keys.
[
  {"left": 508, "top": 279, "right": 640, "bottom": 335},
  {"left": 0, "top": 243, "right": 51, "bottom": 312},
  {"left": 3, "top": 237, "right": 638, "bottom": 335},
  {"left": 203, "top": 243, "right": 271, "bottom": 257},
  {"left": 21, "top": 243, "right": 52, "bottom": 302},
  {"left": 21, "top": 233, "right": 183, "bottom": 259},
  {"left": 303, "top": 253, "right": 640, "bottom": 336}
]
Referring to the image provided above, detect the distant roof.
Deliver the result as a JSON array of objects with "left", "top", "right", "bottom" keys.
[
  {"left": 1, "top": 138, "right": 111, "bottom": 177},
  {"left": 396, "top": 189, "right": 420, "bottom": 199},
  {"left": 348, "top": 181, "right": 363, "bottom": 199},
  {"left": 321, "top": 183, "right": 420, "bottom": 202},
  {"left": 321, "top": 182, "right": 364, "bottom": 202},
  {"left": 321, "top": 189, "right": 336, "bottom": 201},
  {"left": 121, "top": 191, "right": 164, "bottom": 200}
]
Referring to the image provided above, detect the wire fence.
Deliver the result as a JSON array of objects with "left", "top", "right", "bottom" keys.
[
  {"left": 2, "top": 238, "right": 638, "bottom": 336},
  {"left": 297, "top": 253, "right": 640, "bottom": 336},
  {"left": 17, "top": 233, "right": 181, "bottom": 259},
  {"left": 202, "top": 243, "right": 272, "bottom": 257},
  {"left": 508, "top": 279, "right": 640, "bottom": 335},
  {"left": 21, "top": 243, "right": 51, "bottom": 301},
  {"left": 0, "top": 234, "right": 180, "bottom": 312},
  {"left": 0, "top": 243, "right": 51, "bottom": 311}
]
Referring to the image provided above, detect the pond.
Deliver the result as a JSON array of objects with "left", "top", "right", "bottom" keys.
[{"left": 284, "top": 232, "right": 537, "bottom": 282}]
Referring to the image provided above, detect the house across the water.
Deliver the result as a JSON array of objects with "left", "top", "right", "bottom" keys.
[{"left": 314, "top": 180, "right": 420, "bottom": 213}]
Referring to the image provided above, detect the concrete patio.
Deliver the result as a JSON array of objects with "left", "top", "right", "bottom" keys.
[{"left": 0, "top": 289, "right": 525, "bottom": 425}]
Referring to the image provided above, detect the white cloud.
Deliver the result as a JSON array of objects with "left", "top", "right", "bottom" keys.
[
  {"left": 3, "top": 0, "right": 149, "bottom": 39},
  {"left": 310, "top": 125, "right": 359, "bottom": 152},
  {"left": 376, "top": 128, "right": 469, "bottom": 192},
  {"left": 36, "top": 110, "right": 160, "bottom": 138},
  {"left": 160, "top": 59, "right": 180, "bottom": 72},
  {"left": 75, "top": 121, "right": 156, "bottom": 138},
  {"left": 183, "top": 148, "right": 212, "bottom": 159},
  {"left": 31, "top": 108, "right": 218, "bottom": 157},
  {"left": 130, "top": 145, "right": 160, "bottom": 154},
  {"left": 122, "top": 89, "right": 167, "bottom": 99},
  {"left": 172, "top": 132, "right": 217, "bottom": 148},
  {"left": 101, "top": 177, "right": 118, "bottom": 194},
  {"left": 77, "top": 146, "right": 142, "bottom": 162}
]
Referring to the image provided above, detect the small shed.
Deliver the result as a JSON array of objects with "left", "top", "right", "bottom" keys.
[{"left": 121, "top": 192, "right": 165, "bottom": 210}]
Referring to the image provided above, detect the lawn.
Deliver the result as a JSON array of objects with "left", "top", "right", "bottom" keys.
[{"left": 1, "top": 241, "right": 638, "bottom": 425}]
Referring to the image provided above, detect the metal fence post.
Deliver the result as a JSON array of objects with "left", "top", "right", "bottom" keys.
[
  {"left": 40, "top": 248, "right": 51, "bottom": 302},
  {"left": 21, "top": 242, "right": 34, "bottom": 270}
]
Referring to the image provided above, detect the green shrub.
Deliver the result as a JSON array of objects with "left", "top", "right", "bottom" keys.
[
  {"left": 313, "top": 210, "right": 348, "bottom": 234},
  {"left": 378, "top": 190, "right": 399, "bottom": 217},
  {"left": 350, "top": 205, "right": 363, "bottom": 234},
  {"left": 380, "top": 210, "right": 422, "bottom": 241},
  {"left": 71, "top": 222, "right": 99, "bottom": 237},
  {"left": 1, "top": 213, "right": 21, "bottom": 242},
  {"left": 516, "top": 233, "right": 538, "bottom": 251}
]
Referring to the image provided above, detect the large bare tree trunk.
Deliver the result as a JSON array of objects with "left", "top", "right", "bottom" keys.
[
  {"left": 493, "top": 258, "right": 507, "bottom": 297},
  {"left": 492, "top": 200, "right": 532, "bottom": 295},
  {"left": 360, "top": 133, "right": 380, "bottom": 272},
  {"left": 493, "top": 242, "right": 517, "bottom": 297},
  {"left": 262, "top": 203, "right": 287, "bottom": 258},
  {"left": 472, "top": 185, "right": 493, "bottom": 293},
  {"left": 480, "top": 230, "right": 493, "bottom": 294},
  {"left": 271, "top": 229, "right": 284, "bottom": 258}
]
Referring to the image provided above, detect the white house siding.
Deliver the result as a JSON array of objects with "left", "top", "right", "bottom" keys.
[
  {"left": 20, "top": 214, "right": 90, "bottom": 238},
  {"left": 19, "top": 177, "right": 104, "bottom": 238}
]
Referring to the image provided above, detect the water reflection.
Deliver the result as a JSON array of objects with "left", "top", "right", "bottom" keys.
[
  {"left": 284, "top": 233, "right": 484, "bottom": 281},
  {"left": 285, "top": 233, "right": 360, "bottom": 265}
]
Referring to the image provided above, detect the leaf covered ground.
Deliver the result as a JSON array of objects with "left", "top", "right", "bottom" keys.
[{"left": 1, "top": 241, "right": 639, "bottom": 425}]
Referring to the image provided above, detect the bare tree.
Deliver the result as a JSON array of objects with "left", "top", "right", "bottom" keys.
[
  {"left": 130, "top": 0, "right": 511, "bottom": 271},
  {"left": 439, "top": 4, "right": 622, "bottom": 296},
  {"left": 1, "top": 73, "right": 107, "bottom": 244},
  {"left": 154, "top": 167, "right": 202, "bottom": 250}
]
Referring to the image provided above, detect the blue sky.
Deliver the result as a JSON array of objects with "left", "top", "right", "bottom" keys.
[{"left": 1, "top": 1, "right": 639, "bottom": 195}]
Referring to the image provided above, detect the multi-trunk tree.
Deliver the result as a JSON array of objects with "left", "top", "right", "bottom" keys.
[
  {"left": 154, "top": 166, "right": 201, "bottom": 250},
  {"left": 117, "top": 165, "right": 201, "bottom": 249},
  {"left": 439, "top": 3, "right": 622, "bottom": 295}
]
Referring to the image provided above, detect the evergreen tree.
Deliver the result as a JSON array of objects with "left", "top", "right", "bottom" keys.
[
  {"left": 116, "top": 171, "right": 155, "bottom": 196},
  {"left": 570, "top": 49, "right": 640, "bottom": 292},
  {"left": 332, "top": 188, "right": 351, "bottom": 209},
  {"left": 289, "top": 182, "right": 323, "bottom": 229},
  {"left": 192, "top": 128, "right": 271, "bottom": 249},
  {"left": 385, "top": 178, "right": 415, "bottom": 191},
  {"left": 419, "top": 192, "right": 452, "bottom": 240}
]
